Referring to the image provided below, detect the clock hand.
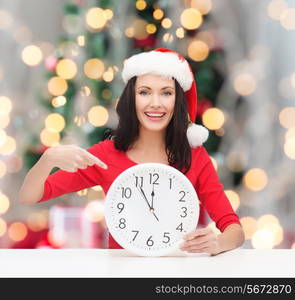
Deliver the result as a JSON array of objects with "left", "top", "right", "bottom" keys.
[
  {"left": 136, "top": 185, "right": 159, "bottom": 222},
  {"left": 151, "top": 184, "right": 155, "bottom": 209}
]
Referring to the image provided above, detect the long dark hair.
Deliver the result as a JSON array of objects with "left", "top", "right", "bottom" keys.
[{"left": 106, "top": 76, "right": 192, "bottom": 174}]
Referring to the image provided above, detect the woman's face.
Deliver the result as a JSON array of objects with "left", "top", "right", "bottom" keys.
[{"left": 135, "top": 73, "right": 176, "bottom": 133}]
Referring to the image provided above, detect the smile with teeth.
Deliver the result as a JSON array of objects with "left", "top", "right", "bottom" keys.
[{"left": 144, "top": 112, "right": 166, "bottom": 118}]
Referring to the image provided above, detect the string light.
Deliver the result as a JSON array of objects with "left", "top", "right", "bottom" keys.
[
  {"left": 84, "top": 200, "right": 105, "bottom": 222},
  {"left": 161, "top": 18, "right": 172, "bottom": 29}
]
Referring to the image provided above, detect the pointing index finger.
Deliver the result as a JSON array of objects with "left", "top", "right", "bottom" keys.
[{"left": 84, "top": 151, "right": 108, "bottom": 169}]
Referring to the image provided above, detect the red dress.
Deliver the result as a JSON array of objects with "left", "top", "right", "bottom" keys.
[{"left": 39, "top": 140, "right": 241, "bottom": 248}]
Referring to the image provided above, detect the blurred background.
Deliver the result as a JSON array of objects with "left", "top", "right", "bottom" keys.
[{"left": 0, "top": 0, "right": 294, "bottom": 250}]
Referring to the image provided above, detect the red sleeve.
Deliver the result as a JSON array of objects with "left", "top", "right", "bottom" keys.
[
  {"left": 195, "top": 146, "right": 241, "bottom": 232},
  {"left": 38, "top": 142, "right": 107, "bottom": 202}
]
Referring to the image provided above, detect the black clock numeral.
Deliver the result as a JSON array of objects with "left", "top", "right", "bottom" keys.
[
  {"left": 180, "top": 207, "right": 187, "bottom": 218},
  {"left": 117, "top": 202, "right": 124, "bottom": 213},
  {"left": 162, "top": 232, "right": 170, "bottom": 244},
  {"left": 146, "top": 235, "right": 154, "bottom": 247},
  {"left": 176, "top": 223, "right": 183, "bottom": 232},
  {"left": 169, "top": 178, "right": 172, "bottom": 189},
  {"left": 149, "top": 173, "right": 159, "bottom": 185},
  {"left": 119, "top": 218, "right": 126, "bottom": 229},
  {"left": 135, "top": 176, "right": 144, "bottom": 188},
  {"left": 178, "top": 191, "right": 186, "bottom": 202},
  {"left": 131, "top": 230, "right": 139, "bottom": 241},
  {"left": 121, "top": 187, "right": 132, "bottom": 199}
]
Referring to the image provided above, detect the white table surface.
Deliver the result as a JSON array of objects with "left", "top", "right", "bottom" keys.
[{"left": 0, "top": 248, "right": 294, "bottom": 278}]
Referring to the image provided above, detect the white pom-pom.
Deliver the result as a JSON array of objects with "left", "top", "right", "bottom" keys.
[{"left": 186, "top": 123, "right": 209, "bottom": 148}]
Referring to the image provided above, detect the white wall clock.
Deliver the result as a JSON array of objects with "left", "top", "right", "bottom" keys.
[{"left": 105, "top": 163, "right": 200, "bottom": 257}]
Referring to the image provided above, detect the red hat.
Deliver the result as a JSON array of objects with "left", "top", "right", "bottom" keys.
[{"left": 121, "top": 48, "right": 208, "bottom": 147}]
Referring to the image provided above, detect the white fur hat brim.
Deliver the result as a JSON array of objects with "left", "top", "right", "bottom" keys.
[{"left": 122, "top": 51, "right": 193, "bottom": 91}]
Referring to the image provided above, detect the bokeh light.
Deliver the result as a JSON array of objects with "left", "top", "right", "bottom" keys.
[
  {"left": 0, "top": 218, "right": 7, "bottom": 237},
  {"left": 47, "top": 76, "right": 68, "bottom": 96},
  {"left": 84, "top": 200, "right": 105, "bottom": 222},
  {"left": 40, "top": 129, "right": 60, "bottom": 147},
  {"left": 267, "top": 0, "right": 288, "bottom": 20},
  {"left": 0, "top": 160, "right": 7, "bottom": 178},
  {"left": 280, "top": 9, "right": 295, "bottom": 30},
  {"left": 279, "top": 107, "right": 295, "bottom": 129},
  {"left": 51, "top": 96, "right": 67, "bottom": 108},
  {"left": 161, "top": 18, "right": 172, "bottom": 29},
  {"left": 240, "top": 216, "right": 257, "bottom": 240},
  {"left": 0, "top": 136, "right": 16, "bottom": 155},
  {"left": 0, "top": 192, "right": 10, "bottom": 215},
  {"left": 88, "top": 105, "right": 109, "bottom": 127},
  {"left": 84, "top": 58, "right": 105, "bottom": 79},
  {"left": 85, "top": 7, "right": 107, "bottom": 30},
  {"left": 243, "top": 168, "right": 268, "bottom": 191},
  {"left": 21, "top": 45, "right": 43, "bottom": 66},
  {"left": 251, "top": 228, "right": 275, "bottom": 249},
  {"left": 202, "top": 107, "right": 225, "bottom": 130},
  {"left": 176, "top": 27, "right": 185, "bottom": 38},
  {"left": 146, "top": 24, "right": 157, "bottom": 34},
  {"left": 0, "top": 114, "right": 10, "bottom": 129},
  {"left": 190, "top": 0, "right": 212, "bottom": 15},
  {"left": 0, "top": 128, "right": 7, "bottom": 147},
  {"left": 56, "top": 59, "right": 77, "bottom": 79},
  {"left": 27, "top": 212, "right": 48, "bottom": 232},
  {"left": 8, "top": 222, "right": 28, "bottom": 242},
  {"left": 136, "top": 0, "right": 147, "bottom": 10},
  {"left": 233, "top": 73, "right": 257, "bottom": 96},
  {"left": 284, "top": 139, "right": 295, "bottom": 159},
  {"left": 187, "top": 40, "right": 209, "bottom": 62},
  {"left": 153, "top": 8, "right": 164, "bottom": 20},
  {"left": 180, "top": 8, "right": 203, "bottom": 30},
  {"left": 45, "top": 113, "right": 66, "bottom": 133},
  {"left": 0, "top": 96, "right": 12, "bottom": 115},
  {"left": 224, "top": 190, "right": 240, "bottom": 211}
]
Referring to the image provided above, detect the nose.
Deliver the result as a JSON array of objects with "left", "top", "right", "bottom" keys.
[{"left": 150, "top": 94, "right": 161, "bottom": 108}]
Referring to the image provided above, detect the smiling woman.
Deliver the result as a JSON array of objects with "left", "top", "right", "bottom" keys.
[{"left": 19, "top": 48, "right": 244, "bottom": 256}]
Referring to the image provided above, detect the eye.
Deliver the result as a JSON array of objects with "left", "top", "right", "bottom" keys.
[
  {"left": 163, "top": 91, "right": 172, "bottom": 96},
  {"left": 139, "top": 90, "right": 149, "bottom": 95}
]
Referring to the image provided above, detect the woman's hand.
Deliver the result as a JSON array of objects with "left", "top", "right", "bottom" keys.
[
  {"left": 179, "top": 227, "right": 221, "bottom": 255},
  {"left": 42, "top": 144, "right": 108, "bottom": 172}
]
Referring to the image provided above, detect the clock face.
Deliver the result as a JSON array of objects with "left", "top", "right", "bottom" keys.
[{"left": 105, "top": 163, "right": 199, "bottom": 256}]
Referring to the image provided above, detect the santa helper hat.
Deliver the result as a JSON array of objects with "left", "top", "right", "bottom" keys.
[{"left": 121, "top": 48, "right": 209, "bottom": 148}]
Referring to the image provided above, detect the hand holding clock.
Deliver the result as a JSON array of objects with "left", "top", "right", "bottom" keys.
[{"left": 179, "top": 227, "right": 221, "bottom": 255}]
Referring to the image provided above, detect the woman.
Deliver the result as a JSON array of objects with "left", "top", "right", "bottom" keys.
[{"left": 19, "top": 48, "right": 244, "bottom": 255}]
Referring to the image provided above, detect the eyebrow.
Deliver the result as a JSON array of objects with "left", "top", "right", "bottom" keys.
[{"left": 137, "top": 86, "right": 175, "bottom": 90}]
